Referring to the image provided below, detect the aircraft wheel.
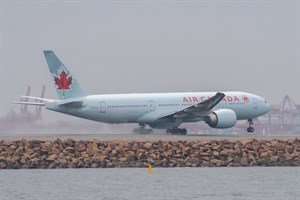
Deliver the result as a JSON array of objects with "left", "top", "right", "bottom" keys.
[
  {"left": 147, "top": 129, "right": 153, "bottom": 134},
  {"left": 181, "top": 128, "right": 187, "bottom": 135},
  {"left": 247, "top": 127, "right": 254, "bottom": 133}
]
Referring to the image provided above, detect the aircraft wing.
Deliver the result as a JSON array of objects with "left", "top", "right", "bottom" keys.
[{"left": 158, "top": 92, "right": 225, "bottom": 119}]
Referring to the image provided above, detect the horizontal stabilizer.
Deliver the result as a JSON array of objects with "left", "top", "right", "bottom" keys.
[
  {"left": 21, "top": 96, "right": 53, "bottom": 102},
  {"left": 58, "top": 101, "right": 85, "bottom": 108},
  {"left": 11, "top": 101, "right": 45, "bottom": 106}
]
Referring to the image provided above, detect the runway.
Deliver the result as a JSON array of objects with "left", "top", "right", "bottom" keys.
[{"left": 0, "top": 133, "right": 299, "bottom": 141}]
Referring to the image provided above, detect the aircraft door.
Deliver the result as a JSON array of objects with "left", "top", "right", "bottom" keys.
[
  {"left": 253, "top": 98, "right": 258, "bottom": 110},
  {"left": 100, "top": 102, "right": 106, "bottom": 113},
  {"left": 149, "top": 100, "right": 155, "bottom": 111}
]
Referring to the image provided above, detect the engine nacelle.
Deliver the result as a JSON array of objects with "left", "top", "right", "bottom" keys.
[{"left": 205, "top": 109, "right": 237, "bottom": 129}]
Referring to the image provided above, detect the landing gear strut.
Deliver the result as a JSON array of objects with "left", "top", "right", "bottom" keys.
[
  {"left": 247, "top": 119, "right": 254, "bottom": 133},
  {"left": 133, "top": 124, "right": 153, "bottom": 134},
  {"left": 166, "top": 128, "right": 187, "bottom": 135}
]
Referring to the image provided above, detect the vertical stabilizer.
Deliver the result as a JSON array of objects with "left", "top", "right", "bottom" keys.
[{"left": 43, "top": 50, "right": 88, "bottom": 99}]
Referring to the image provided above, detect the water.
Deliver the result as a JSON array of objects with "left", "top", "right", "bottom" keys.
[{"left": 1, "top": 167, "right": 299, "bottom": 200}]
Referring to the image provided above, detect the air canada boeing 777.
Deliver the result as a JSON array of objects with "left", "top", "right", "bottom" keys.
[{"left": 13, "top": 51, "right": 271, "bottom": 134}]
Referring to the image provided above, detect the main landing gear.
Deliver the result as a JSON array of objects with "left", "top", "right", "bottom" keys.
[
  {"left": 133, "top": 124, "right": 153, "bottom": 134},
  {"left": 247, "top": 119, "right": 254, "bottom": 133},
  {"left": 166, "top": 128, "right": 187, "bottom": 135}
]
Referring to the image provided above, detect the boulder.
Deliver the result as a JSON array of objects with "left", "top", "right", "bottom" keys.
[
  {"left": 199, "top": 152, "right": 210, "bottom": 157},
  {"left": 30, "top": 158, "right": 40, "bottom": 168},
  {"left": 91, "top": 142, "right": 99, "bottom": 152},
  {"left": 149, "top": 153, "right": 156, "bottom": 159},
  {"left": 25, "top": 148, "right": 34, "bottom": 155},
  {"left": 176, "top": 159, "right": 185, "bottom": 167},
  {"left": 58, "top": 158, "right": 67, "bottom": 165},
  {"left": 48, "top": 162, "right": 59, "bottom": 169},
  {"left": 64, "top": 147, "right": 74, "bottom": 153},
  {"left": 15, "top": 147, "right": 24, "bottom": 154},
  {"left": 163, "top": 150, "right": 172, "bottom": 157},
  {"left": 285, "top": 145, "right": 294, "bottom": 154},
  {"left": 51, "top": 147, "right": 60, "bottom": 155},
  {"left": 111, "top": 149, "right": 119, "bottom": 155},
  {"left": 212, "top": 151, "right": 220, "bottom": 158},
  {"left": 65, "top": 138, "right": 75, "bottom": 147},
  {"left": 54, "top": 138, "right": 62, "bottom": 144},
  {"left": 41, "top": 142, "right": 52, "bottom": 151},
  {"left": 219, "top": 150, "right": 229, "bottom": 157},
  {"left": 212, "top": 145, "right": 222, "bottom": 151},
  {"left": 5, "top": 147, "right": 15, "bottom": 155},
  {"left": 76, "top": 144, "right": 86, "bottom": 152},
  {"left": 91, "top": 163, "right": 100, "bottom": 168},
  {"left": 46, "top": 154, "right": 57, "bottom": 161},
  {"left": 271, "top": 156, "right": 279, "bottom": 162},
  {"left": 260, "top": 151, "right": 270, "bottom": 158},
  {"left": 240, "top": 157, "right": 249, "bottom": 166},
  {"left": 186, "top": 157, "right": 199, "bottom": 164},
  {"left": 2, "top": 140, "right": 14, "bottom": 146},
  {"left": 210, "top": 159, "right": 222, "bottom": 166},
  {"left": 86, "top": 148, "right": 94, "bottom": 157},
  {"left": 119, "top": 157, "right": 127, "bottom": 162},
  {"left": 0, "top": 156, "right": 6, "bottom": 161},
  {"left": 11, "top": 162, "right": 21, "bottom": 169},
  {"left": 143, "top": 142, "right": 152, "bottom": 149},
  {"left": 0, "top": 161, "right": 7, "bottom": 168}
]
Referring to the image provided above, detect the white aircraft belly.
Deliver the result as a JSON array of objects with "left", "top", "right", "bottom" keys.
[{"left": 45, "top": 91, "right": 270, "bottom": 126}]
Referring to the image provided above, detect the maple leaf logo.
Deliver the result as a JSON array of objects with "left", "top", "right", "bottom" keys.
[
  {"left": 242, "top": 95, "right": 249, "bottom": 102},
  {"left": 54, "top": 71, "right": 72, "bottom": 90}
]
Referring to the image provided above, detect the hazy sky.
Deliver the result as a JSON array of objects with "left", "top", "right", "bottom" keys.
[{"left": 1, "top": 0, "right": 299, "bottom": 122}]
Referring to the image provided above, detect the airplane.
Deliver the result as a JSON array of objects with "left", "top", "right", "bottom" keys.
[{"left": 12, "top": 50, "right": 271, "bottom": 134}]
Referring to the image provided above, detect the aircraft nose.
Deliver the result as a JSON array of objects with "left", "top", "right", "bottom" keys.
[
  {"left": 265, "top": 102, "right": 272, "bottom": 113},
  {"left": 267, "top": 103, "right": 271, "bottom": 111}
]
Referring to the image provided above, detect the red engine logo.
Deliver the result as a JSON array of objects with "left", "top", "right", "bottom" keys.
[{"left": 242, "top": 95, "right": 249, "bottom": 102}]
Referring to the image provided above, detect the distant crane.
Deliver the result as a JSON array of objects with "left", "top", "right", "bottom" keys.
[
  {"left": 35, "top": 85, "right": 46, "bottom": 119},
  {"left": 4, "top": 85, "right": 46, "bottom": 124},
  {"left": 20, "top": 85, "right": 31, "bottom": 114}
]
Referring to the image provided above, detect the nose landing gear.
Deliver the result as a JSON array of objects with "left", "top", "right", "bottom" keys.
[
  {"left": 133, "top": 123, "right": 153, "bottom": 134},
  {"left": 247, "top": 119, "right": 254, "bottom": 133}
]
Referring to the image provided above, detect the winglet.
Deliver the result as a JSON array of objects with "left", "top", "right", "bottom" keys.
[{"left": 204, "top": 92, "right": 225, "bottom": 110}]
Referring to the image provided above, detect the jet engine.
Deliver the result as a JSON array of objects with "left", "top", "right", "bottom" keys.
[{"left": 205, "top": 109, "right": 237, "bottom": 129}]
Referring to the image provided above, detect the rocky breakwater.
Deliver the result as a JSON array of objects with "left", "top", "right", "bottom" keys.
[{"left": 0, "top": 138, "right": 300, "bottom": 169}]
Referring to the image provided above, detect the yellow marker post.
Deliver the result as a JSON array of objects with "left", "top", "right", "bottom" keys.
[{"left": 148, "top": 164, "right": 152, "bottom": 173}]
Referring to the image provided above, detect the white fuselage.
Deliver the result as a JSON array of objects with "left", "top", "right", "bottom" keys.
[
  {"left": 45, "top": 91, "right": 271, "bottom": 129},
  {"left": 13, "top": 51, "right": 271, "bottom": 133}
]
